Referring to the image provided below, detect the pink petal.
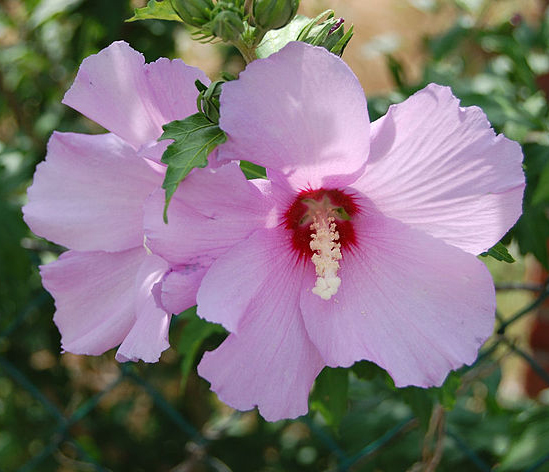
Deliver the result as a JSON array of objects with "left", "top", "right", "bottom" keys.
[
  {"left": 144, "top": 163, "right": 274, "bottom": 265},
  {"left": 23, "top": 132, "right": 162, "bottom": 252},
  {"left": 197, "top": 234, "right": 324, "bottom": 421},
  {"left": 352, "top": 84, "right": 525, "bottom": 255},
  {"left": 62, "top": 41, "right": 208, "bottom": 150},
  {"left": 116, "top": 254, "right": 171, "bottom": 363},
  {"left": 42, "top": 247, "right": 147, "bottom": 356},
  {"left": 196, "top": 227, "right": 297, "bottom": 332},
  {"left": 153, "top": 264, "right": 209, "bottom": 315},
  {"left": 299, "top": 200, "right": 496, "bottom": 388},
  {"left": 218, "top": 42, "right": 369, "bottom": 190}
]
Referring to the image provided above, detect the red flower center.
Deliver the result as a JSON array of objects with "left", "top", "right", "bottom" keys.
[{"left": 283, "top": 188, "right": 359, "bottom": 258}]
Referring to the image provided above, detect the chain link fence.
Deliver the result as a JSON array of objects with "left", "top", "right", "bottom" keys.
[{"left": 1, "top": 278, "right": 548, "bottom": 472}]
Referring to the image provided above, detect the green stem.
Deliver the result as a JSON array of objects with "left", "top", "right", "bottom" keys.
[{"left": 233, "top": 39, "right": 257, "bottom": 64}]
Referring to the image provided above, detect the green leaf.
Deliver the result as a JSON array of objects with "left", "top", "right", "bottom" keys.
[
  {"left": 351, "top": 360, "right": 389, "bottom": 382},
  {"left": 515, "top": 206, "right": 549, "bottom": 269},
  {"left": 480, "top": 242, "right": 515, "bottom": 263},
  {"left": 310, "top": 367, "right": 348, "bottom": 426},
  {"left": 256, "top": 14, "right": 310, "bottom": 58},
  {"left": 176, "top": 307, "right": 225, "bottom": 389},
  {"left": 436, "top": 371, "right": 461, "bottom": 410},
  {"left": 499, "top": 412, "right": 549, "bottom": 471},
  {"left": 399, "top": 387, "right": 435, "bottom": 432},
  {"left": 160, "top": 113, "right": 227, "bottom": 221},
  {"left": 532, "top": 158, "right": 549, "bottom": 205},
  {"left": 239, "top": 160, "right": 267, "bottom": 179},
  {"left": 126, "top": 0, "right": 183, "bottom": 23}
]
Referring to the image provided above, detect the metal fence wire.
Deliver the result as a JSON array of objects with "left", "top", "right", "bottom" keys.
[{"left": 1, "top": 279, "right": 549, "bottom": 472}]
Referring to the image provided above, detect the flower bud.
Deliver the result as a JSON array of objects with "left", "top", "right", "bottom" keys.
[
  {"left": 252, "top": 0, "right": 299, "bottom": 31},
  {"left": 297, "top": 12, "right": 353, "bottom": 57},
  {"left": 170, "top": 0, "right": 214, "bottom": 27},
  {"left": 211, "top": 10, "right": 245, "bottom": 42},
  {"left": 196, "top": 79, "right": 224, "bottom": 123}
]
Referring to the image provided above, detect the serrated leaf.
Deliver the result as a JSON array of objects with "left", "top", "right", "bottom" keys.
[
  {"left": 310, "top": 367, "right": 348, "bottom": 426},
  {"left": 176, "top": 307, "right": 225, "bottom": 390},
  {"left": 160, "top": 113, "right": 226, "bottom": 221},
  {"left": 126, "top": 0, "right": 183, "bottom": 22},
  {"left": 480, "top": 242, "right": 516, "bottom": 263}
]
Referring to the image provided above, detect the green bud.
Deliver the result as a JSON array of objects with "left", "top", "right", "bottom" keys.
[
  {"left": 210, "top": 10, "right": 245, "bottom": 42},
  {"left": 297, "top": 10, "right": 353, "bottom": 57},
  {"left": 195, "top": 79, "right": 224, "bottom": 123},
  {"left": 252, "top": 0, "right": 299, "bottom": 31},
  {"left": 170, "top": 0, "right": 214, "bottom": 27}
]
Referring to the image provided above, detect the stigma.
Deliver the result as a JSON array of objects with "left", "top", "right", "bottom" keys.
[{"left": 310, "top": 215, "right": 342, "bottom": 300}]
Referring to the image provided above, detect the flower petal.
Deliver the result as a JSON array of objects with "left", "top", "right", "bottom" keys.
[
  {"left": 42, "top": 247, "right": 147, "bottom": 356},
  {"left": 116, "top": 254, "right": 171, "bottom": 363},
  {"left": 300, "top": 200, "right": 496, "bottom": 387},
  {"left": 197, "top": 232, "right": 323, "bottom": 421},
  {"left": 352, "top": 84, "right": 525, "bottom": 255},
  {"left": 23, "top": 132, "right": 162, "bottom": 252},
  {"left": 144, "top": 162, "right": 274, "bottom": 264},
  {"left": 196, "top": 227, "right": 297, "bottom": 332},
  {"left": 153, "top": 264, "right": 209, "bottom": 315},
  {"left": 62, "top": 41, "right": 208, "bottom": 150},
  {"left": 219, "top": 42, "right": 369, "bottom": 189}
]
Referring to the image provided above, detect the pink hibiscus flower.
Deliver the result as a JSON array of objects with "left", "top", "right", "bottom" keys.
[
  {"left": 23, "top": 41, "right": 209, "bottom": 362},
  {"left": 145, "top": 42, "right": 525, "bottom": 421}
]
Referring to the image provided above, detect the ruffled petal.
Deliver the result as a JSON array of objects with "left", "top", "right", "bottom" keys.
[
  {"left": 219, "top": 42, "right": 369, "bottom": 190},
  {"left": 42, "top": 247, "right": 147, "bottom": 356},
  {"left": 116, "top": 254, "right": 171, "bottom": 363},
  {"left": 153, "top": 263, "right": 210, "bottom": 315},
  {"left": 300, "top": 200, "right": 496, "bottom": 388},
  {"left": 197, "top": 235, "right": 324, "bottom": 421},
  {"left": 62, "top": 41, "right": 208, "bottom": 150},
  {"left": 23, "top": 132, "right": 162, "bottom": 252},
  {"left": 144, "top": 162, "right": 274, "bottom": 264},
  {"left": 352, "top": 84, "right": 525, "bottom": 255}
]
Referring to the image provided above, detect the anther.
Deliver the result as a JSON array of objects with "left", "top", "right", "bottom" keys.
[{"left": 309, "top": 215, "right": 342, "bottom": 300}]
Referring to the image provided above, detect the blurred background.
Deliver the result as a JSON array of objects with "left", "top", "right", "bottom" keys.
[{"left": 1, "top": 0, "right": 549, "bottom": 470}]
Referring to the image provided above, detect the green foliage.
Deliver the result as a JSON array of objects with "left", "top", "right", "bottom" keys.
[
  {"left": 379, "top": 6, "right": 549, "bottom": 269},
  {"left": 211, "top": 10, "right": 245, "bottom": 42},
  {"left": 296, "top": 10, "right": 353, "bottom": 57},
  {"left": 170, "top": 0, "right": 214, "bottom": 27},
  {"left": 160, "top": 113, "right": 227, "bottom": 220},
  {"left": 251, "top": 0, "right": 299, "bottom": 31},
  {"left": 4, "top": 2, "right": 549, "bottom": 471},
  {"left": 399, "top": 387, "right": 435, "bottom": 432},
  {"left": 498, "top": 408, "right": 549, "bottom": 471},
  {"left": 256, "top": 14, "right": 310, "bottom": 58},
  {"left": 240, "top": 160, "right": 267, "bottom": 179},
  {"left": 127, "top": 0, "right": 183, "bottom": 23},
  {"left": 310, "top": 367, "right": 349, "bottom": 427},
  {"left": 480, "top": 242, "right": 516, "bottom": 263},
  {"left": 195, "top": 78, "right": 224, "bottom": 123},
  {"left": 176, "top": 307, "right": 225, "bottom": 389},
  {"left": 532, "top": 157, "right": 549, "bottom": 205}
]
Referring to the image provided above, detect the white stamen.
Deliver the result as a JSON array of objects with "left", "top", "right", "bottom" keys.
[{"left": 310, "top": 215, "right": 342, "bottom": 300}]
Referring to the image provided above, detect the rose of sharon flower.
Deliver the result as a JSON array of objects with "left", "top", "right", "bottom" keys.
[
  {"left": 23, "top": 41, "right": 210, "bottom": 362},
  {"left": 145, "top": 42, "right": 525, "bottom": 421}
]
